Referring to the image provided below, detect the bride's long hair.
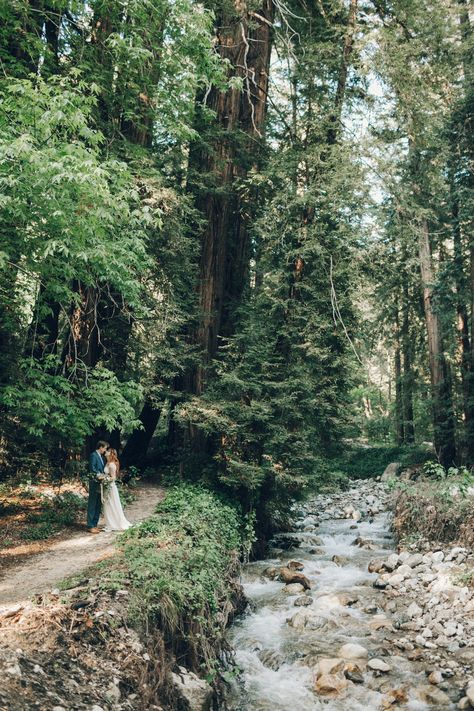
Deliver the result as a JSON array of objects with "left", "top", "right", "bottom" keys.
[{"left": 107, "top": 448, "right": 120, "bottom": 475}]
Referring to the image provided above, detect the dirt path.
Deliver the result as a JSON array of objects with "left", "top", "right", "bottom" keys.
[{"left": 0, "top": 483, "right": 165, "bottom": 608}]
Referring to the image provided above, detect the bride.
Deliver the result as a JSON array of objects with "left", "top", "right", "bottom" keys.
[{"left": 103, "top": 448, "right": 131, "bottom": 532}]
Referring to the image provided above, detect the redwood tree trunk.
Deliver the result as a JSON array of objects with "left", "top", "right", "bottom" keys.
[
  {"left": 188, "top": 0, "right": 274, "bottom": 394},
  {"left": 121, "top": 400, "right": 161, "bottom": 468}
]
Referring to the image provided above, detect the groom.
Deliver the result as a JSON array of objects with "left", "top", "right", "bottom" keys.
[{"left": 87, "top": 440, "right": 109, "bottom": 533}]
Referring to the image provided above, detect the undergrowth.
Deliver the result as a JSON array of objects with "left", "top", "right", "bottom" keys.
[
  {"left": 329, "top": 443, "right": 432, "bottom": 480},
  {"left": 118, "top": 484, "right": 249, "bottom": 681},
  {"left": 21, "top": 492, "right": 86, "bottom": 540},
  {"left": 393, "top": 476, "right": 474, "bottom": 545}
]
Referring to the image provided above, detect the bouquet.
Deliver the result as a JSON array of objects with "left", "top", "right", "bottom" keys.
[{"left": 86, "top": 471, "right": 113, "bottom": 501}]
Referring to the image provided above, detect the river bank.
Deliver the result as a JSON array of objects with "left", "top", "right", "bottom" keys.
[{"left": 224, "top": 478, "right": 474, "bottom": 710}]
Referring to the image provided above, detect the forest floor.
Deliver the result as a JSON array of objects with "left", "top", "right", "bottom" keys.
[{"left": 0, "top": 482, "right": 165, "bottom": 608}]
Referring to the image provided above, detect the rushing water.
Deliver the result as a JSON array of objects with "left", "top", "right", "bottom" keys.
[{"left": 225, "top": 483, "right": 440, "bottom": 710}]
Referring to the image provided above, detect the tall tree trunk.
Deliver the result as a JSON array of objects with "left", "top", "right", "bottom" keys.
[
  {"left": 121, "top": 400, "right": 161, "bottom": 468},
  {"left": 458, "top": 0, "right": 474, "bottom": 463},
  {"left": 63, "top": 281, "right": 102, "bottom": 371},
  {"left": 450, "top": 160, "right": 473, "bottom": 458},
  {"left": 188, "top": 0, "right": 274, "bottom": 395},
  {"left": 418, "top": 219, "right": 456, "bottom": 466}
]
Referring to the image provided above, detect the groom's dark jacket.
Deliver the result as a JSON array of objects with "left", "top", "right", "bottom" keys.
[{"left": 89, "top": 450, "right": 105, "bottom": 476}]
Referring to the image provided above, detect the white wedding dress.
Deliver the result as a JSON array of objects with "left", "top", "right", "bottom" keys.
[{"left": 102, "top": 462, "right": 131, "bottom": 532}]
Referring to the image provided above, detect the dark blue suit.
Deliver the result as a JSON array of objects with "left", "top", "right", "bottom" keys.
[{"left": 87, "top": 450, "right": 105, "bottom": 528}]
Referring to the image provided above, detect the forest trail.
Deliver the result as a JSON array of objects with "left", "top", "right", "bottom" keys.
[{"left": 0, "top": 483, "right": 165, "bottom": 608}]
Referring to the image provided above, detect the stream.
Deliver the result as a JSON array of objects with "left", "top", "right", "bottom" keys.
[{"left": 224, "top": 479, "right": 453, "bottom": 710}]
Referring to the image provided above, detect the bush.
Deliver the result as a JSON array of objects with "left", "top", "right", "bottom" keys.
[{"left": 393, "top": 477, "right": 474, "bottom": 544}]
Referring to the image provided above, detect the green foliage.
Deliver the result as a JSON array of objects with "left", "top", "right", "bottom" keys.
[
  {"left": 119, "top": 484, "right": 246, "bottom": 673},
  {"left": 2, "top": 360, "right": 142, "bottom": 445},
  {"left": 20, "top": 491, "right": 86, "bottom": 540},
  {"left": 330, "top": 443, "right": 433, "bottom": 480}
]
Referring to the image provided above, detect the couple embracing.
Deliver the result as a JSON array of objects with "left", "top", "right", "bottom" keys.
[{"left": 87, "top": 440, "right": 131, "bottom": 533}]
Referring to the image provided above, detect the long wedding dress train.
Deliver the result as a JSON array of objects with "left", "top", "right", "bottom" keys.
[{"left": 102, "top": 463, "right": 131, "bottom": 531}]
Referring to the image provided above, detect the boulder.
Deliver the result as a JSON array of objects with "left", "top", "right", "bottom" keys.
[
  {"left": 283, "top": 583, "right": 305, "bottom": 595},
  {"left": 258, "top": 649, "right": 285, "bottom": 671},
  {"left": 381, "top": 462, "right": 401, "bottom": 481},
  {"left": 383, "top": 553, "right": 400, "bottom": 572},
  {"left": 368, "top": 658, "right": 391, "bottom": 673},
  {"left": 314, "top": 658, "right": 345, "bottom": 678},
  {"left": 407, "top": 602, "right": 422, "bottom": 618},
  {"left": 314, "top": 673, "right": 348, "bottom": 697},
  {"left": 368, "top": 559, "right": 384, "bottom": 574},
  {"left": 428, "top": 670, "right": 443, "bottom": 685},
  {"left": 387, "top": 573, "right": 405, "bottom": 587},
  {"left": 338, "top": 643, "right": 368, "bottom": 660},
  {"left": 263, "top": 566, "right": 279, "bottom": 579},
  {"left": 279, "top": 567, "right": 311, "bottom": 590},
  {"left": 406, "top": 553, "right": 424, "bottom": 568},
  {"left": 287, "top": 560, "right": 304, "bottom": 571},
  {"left": 171, "top": 668, "right": 213, "bottom": 711},
  {"left": 344, "top": 663, "right": 364, "bottom": 684},
  {"left": 396, "top": 564, "right": 413, "bottom": 578},
  {"left": 288, "top": 609, "right": 323, "bottom": 630},
  {"left": 294, "top": 595, "right": 313, "bottom": 607}
]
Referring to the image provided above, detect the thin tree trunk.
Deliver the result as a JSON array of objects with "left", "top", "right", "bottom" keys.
[
  {"left": 394, "top": 302, "right": 404, "bottom": 444},
  {"left": 418, "top": 219, "right": 456, "bottom": 466},
  {"left": 401, "top": 285, "right": 415, "bottom": 443}
]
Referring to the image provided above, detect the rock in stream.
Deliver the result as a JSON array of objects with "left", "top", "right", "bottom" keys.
[{"left": 224, "top": 479, "right": 474, "bottom": 710}]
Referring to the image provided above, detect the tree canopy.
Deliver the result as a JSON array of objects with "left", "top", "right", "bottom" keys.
[{"left": 1, "top": 0, "right": 473, "bottom": 525}]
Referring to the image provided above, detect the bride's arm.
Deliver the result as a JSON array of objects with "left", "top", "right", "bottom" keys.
[{"left": 110, "top": 462, "right": 117, "bottom": 480}]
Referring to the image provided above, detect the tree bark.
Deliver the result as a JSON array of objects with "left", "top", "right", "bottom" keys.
[
  {"left": 326, "top": 0, "right": 358, "bottom": 145},
  {"left": 418, "top": 219, "right": 456, "bottom": 466},
  {"left": 401, "top": 285, "right": 415, "bottom": 443},
  {"left": 63, "top": 281, "right": 102, "bottom": 371},
  {"left": 394, "top": 302, "right": 404, "bottom": 444},
  {"left": 188, "top": 0, "right": 274, "bottom": 394}
]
